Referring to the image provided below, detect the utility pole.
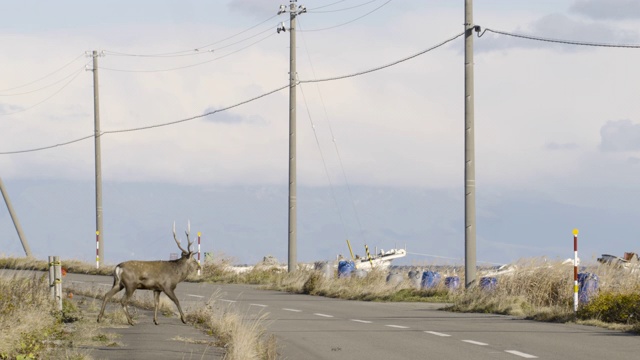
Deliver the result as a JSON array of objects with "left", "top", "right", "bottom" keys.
[
  {"left": 277, "top": 0, "right": 306, "bottom": 273},
  {"left": 464, "top": 0, "right": 477, "bottom": 288},
  {"left": 0, "top": 177, "right": 32, "bottom": 257},
  {"left": 91, "top": 50, "right": 104, "bottom": 268}
]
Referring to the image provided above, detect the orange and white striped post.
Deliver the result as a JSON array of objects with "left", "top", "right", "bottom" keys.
[
  {"left": 573, "top": 228, "right": 579, "bottom": 313},
  {"left": 197, "top": 231, "right": 202, "bottom": 276},
  {"left": 96, "top": 230, "right": 100, "bottom": 269}
]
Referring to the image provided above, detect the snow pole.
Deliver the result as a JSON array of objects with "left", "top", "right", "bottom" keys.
[
  {"left": 573, "top": 228, "right": 579, "bottom": 314},
  {"left": 96, "top": 230, "right": 100, "bottom": 269},
  {"left": 197, "top": 231, "right": 202, "bottom": 276}
]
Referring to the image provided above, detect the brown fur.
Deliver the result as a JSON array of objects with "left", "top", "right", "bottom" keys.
[{"left": 97, "top": 251, "right": 199, "bottom": 326}]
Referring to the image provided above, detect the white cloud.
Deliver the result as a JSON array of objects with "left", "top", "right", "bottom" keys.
[
  {"left": 599, "top": 120, "right": 640, "bottom": 152},
  {"left": 570, "top": 0, "right": 640, "bottom": 20}
]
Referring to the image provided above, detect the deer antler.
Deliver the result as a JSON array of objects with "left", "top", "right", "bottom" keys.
[
  {"left": 173, "top": 221, "right": 189, "bottom": 254},
  {"left": 184, "top": 220, "right": 194, "bottom": 253}
]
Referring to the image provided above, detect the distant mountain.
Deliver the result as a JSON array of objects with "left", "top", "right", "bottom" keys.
[{"left": 1, "top": 179, "right": 636, "bottom": 266}]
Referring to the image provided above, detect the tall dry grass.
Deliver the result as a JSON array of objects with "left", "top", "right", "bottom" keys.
[
  {"left": 0, "top": 273, "right": 60, "bottom": 359},
  {"left": 187, "top": 294, "right": 277, "bottom": 360}
]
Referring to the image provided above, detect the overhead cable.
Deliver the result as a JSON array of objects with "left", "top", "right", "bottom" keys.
[
  {"left": 300, "top": 0, "right": 392, "bottom": 32},
  {"left": 310, "top": 0, "right": 347, "bottom": 11},
  {"left": 103, "top": 84, "right": 290, "bottom": 134},
  {"left": 298, "top": 21, "right": 366, "bottom": 243},
  {"left": 299, "top": 31, "right": 465, "bottom": 83},
  {"left": 1, "top": 31, "right": 464, "bottom": 154},
  {"left": 0, "top": 67, "right": 86, "bottom": 116},
  {"left": 478, "top": 26, "right": 640, "bottom": 48},
  {"left": 101, "top": 32, "right": 277, "bottom": 73},
  {"left": 103, "top": 14, "right": 279, "bottom": 57},
  {"left": 308, "top": 0, "right": 379, "bottom": 13},
  {"left": 0, "top": 63, "right": 89, "bottom": 96},
  {"left": 0, "top": 53, "right": 86, "bottom": 92}
]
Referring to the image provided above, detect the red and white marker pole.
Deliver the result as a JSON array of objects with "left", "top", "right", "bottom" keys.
[
  {"left": 573, "top": 228, "right": 579, "bottom": 313},
  {"left": 197, "top": 231, "right": 202, "bottom": 276},
  {"left": 96, "top": 230, "right": 100, "bottom": 269}
]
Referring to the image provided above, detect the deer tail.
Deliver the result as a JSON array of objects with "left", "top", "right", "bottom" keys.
[{"left": 113, "top": 265, "right": 124, "bottom": 287}]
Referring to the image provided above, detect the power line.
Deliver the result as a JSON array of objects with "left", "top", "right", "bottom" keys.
[
  {"left": 101, "top": 32, "right": 278, "bottom": 73},
  {"left": 103, "top": 15, "right": 279, "bottom": 57},
  {"left": 0, "top": 63, "right": 89, "bottom": 97},
  {"left": 299, "top": 31, "right": 465, "bottom": 83},
  {"left": 308, "top": 0, "right": 379, "bottom": 13},
  {"left": 0, "top": 53, "right": 86, "bottom": 92},
  {"left": 0, "top": 84, "right": 291, "bottom": 155},
  {"left": 300, "top": 0, "right": 392, "bottom": 32},
  {"left": 0, "top": 67, "right": 86, "bottom": 116},
  {"left": 0, "top": 31, "right": 464, "bottom": 154},
  {"left": 103, "top": 84, "right": 289, "bottom": 134},
  {"left": 478, "top": 26, "right": 640, "bottom": 49},
  {"left": 298, "top": 81, "right": 351, "bottom": 241},
  {"left": 297, "top": 21, "right": 367, "bottom": 244},
  {"left": 310, "top": 0, "right": 348, "bottom": 11},
  {"left": 0, "top": 134, "right": 94, "bottom": 155}
]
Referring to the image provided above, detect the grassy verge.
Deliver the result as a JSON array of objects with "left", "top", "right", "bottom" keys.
[
  {"left": 3, "top": 254, "right": 639, "bottom": 360},
  {"left": 1, "top": 257, "right": 276, "bottom": 359},
  {"left": 0, "top": 272, "right": 112, "bottom": 359}
]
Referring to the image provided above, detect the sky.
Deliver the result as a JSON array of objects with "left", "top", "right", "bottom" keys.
[{"left": 1, "top": 0, "right": 639, "bottom": 267}]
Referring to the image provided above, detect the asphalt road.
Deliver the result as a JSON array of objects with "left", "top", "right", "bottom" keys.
[{"left": 6, "top": 270, "right": 640, "bottom": 359}]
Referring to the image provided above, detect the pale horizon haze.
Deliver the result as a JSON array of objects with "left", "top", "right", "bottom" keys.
[{"left": 1, "top": 0, "right": 639, "bottom": 267}]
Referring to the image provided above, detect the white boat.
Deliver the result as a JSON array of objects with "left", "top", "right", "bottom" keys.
[{"left": 340, "top": 247, "right": 407, "bottom": 270}]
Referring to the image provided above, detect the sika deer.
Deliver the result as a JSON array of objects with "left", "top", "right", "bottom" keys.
[{"left": 97, "top": 222, "right": 200, "bottom": 325}]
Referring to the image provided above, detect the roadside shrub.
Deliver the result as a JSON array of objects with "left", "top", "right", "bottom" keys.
[
  {"left": 302, "top": 272, "right": 322, "bottom": 294},
  {"left": 578, "top": 291, "right": 640, "bottom": 324}
]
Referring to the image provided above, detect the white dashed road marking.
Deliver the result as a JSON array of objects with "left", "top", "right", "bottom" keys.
[
  {"left": 350, "top": 319, "right": 372, "bottom": 324},
  {"left": 505, "top": 350, "right": 538, "bottom": 358},
  {"left": 425, "top": 331, "right": 451, "bottom": 337},
  {"left": 385, "top": 325, "right": 409, "bottom": 329},
  {"left": 462, "top": 340, "right": 488, "bottom": 346},
  {"left": 283, "top": 308, "right": 302, "bottom": 312},
  {"left": 314, "top": 313, "right": 334, "bottom": 318},
  {"left": 219, "top": 299, "right": 236, "bottom": 303},
  {"left": 250, "top": 304, "right": 268, "bottom": 307},
  {"left": 187, "top": 294, "right": 204, "bottom": 298}
]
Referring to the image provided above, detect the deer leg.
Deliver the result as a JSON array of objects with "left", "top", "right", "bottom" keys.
[
  {"left": 121, "top": 285, "right": 136, "bottom": 326},
  {"left": 163, "top": 287, "right": 186, "bottom": 324},
  {"left": 153, "top": 290, "right": 161, "bottom": 325},
  {"left": 97, "top": 283, "right": 124, "bottom": 323}
]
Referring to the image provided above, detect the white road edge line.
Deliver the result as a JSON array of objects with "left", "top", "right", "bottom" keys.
[
  {"left": 462, "top": 340, "right": 488, "bottom": 346},
  {"left": 187, "top": 294, "right": 204, "bottom": 298},
  {"left": 350, "top": 319, "right": 372, "bottom": 324},
  {"left": 283, "top": 308, "right": 302, "bottom": 312},
  {"left": 385, "top": 325, "right": 409, "bottom": 329},
  {"left": 250, "top": 304, "right": 268, "bottom": 307},
  {"left": 505, "top": 350, "right": 538, "bottom": 359},
  {"left": 425, "top": 331, "right": 451, "bottom": 337},
  {"left": 314, "top": 313, "right": 334, "bottom": 318}
]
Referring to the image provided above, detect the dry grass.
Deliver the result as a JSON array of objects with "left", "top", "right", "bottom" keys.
[
  {"left": 0, "top": 272, "right": 106, "bottom": 359},
  {"left": 187, "top": 294, "right": 277, "bottom": 360},
  {"left": 0, "top": 256, "right": 114, "bottom": 276},
  {"left": 264, "top": 266, "right": 455, "bottom": 303}
]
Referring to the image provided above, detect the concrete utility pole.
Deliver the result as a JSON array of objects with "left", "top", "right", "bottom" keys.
[
  {"left": 278, "top": 1, "right": 306, "bottom": 273},
  {"left": 464, "top": 0, "right": 477, "bottom": 288},
  {"left": 91, "top": 50, "right": 104, "bottom": 268},
  {"left": 0, "top": 177, "right": 33, "bottom": 257}
]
